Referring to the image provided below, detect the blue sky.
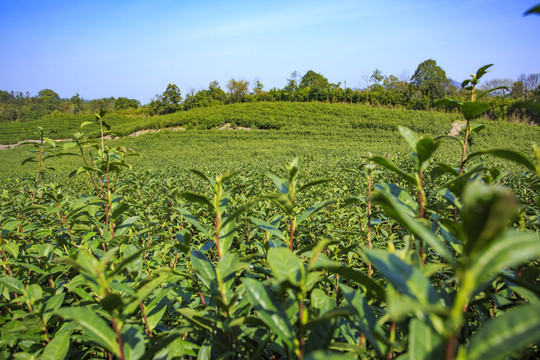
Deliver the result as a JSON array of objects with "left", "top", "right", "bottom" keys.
[{"left": 1, "top": 0, "right": 539, "bottom": 103}]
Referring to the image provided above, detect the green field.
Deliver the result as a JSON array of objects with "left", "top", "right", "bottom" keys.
[
  {"left": 0, "top": 102, "right": 539, "bottom": 359},
  {"left": 1, "top": 102, "right": 538, "bottom": 180}
]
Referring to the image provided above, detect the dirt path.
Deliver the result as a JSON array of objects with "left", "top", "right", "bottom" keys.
[
  {"left": 448, "top": 121, "right": 466, "bottom": 136},
  {"left": 0, "top": 126, "right": 187, "bottom": 150},
  {"left": 0, "top": 124, "right": 261, "bottom": 150},
  {"left": 218, "top": 123, "right": 251, "bottom": 131}
]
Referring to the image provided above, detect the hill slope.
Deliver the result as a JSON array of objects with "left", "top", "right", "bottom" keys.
[{"left": 0, "top": 102, "right": 538, "bottom": 180}]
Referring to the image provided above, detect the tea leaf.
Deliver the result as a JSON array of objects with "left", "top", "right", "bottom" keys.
[{"left": 467, "top": 303, "right": 540, "bottom": 360}]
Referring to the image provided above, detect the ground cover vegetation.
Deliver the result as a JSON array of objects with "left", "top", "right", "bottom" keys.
[
  {"left": 2, "top": 59, "right": 540, "bottom": 124},
  {"left": 1, "top": 62, "right": 540, "bottom": 359}
]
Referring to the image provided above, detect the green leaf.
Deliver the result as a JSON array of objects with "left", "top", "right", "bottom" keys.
[
  {"left": 370, "top": 156, "right": 416, "bottom": 185},
  {"left": 375, "top": 183, "right": 418, "bottom": 217},
  {"left": 101, "top": 293, "right": 124, "bottom": 313},
  {"left": 41, "top": 328, "right": 72, "bottom": 360},
  {"left": 145, "top": 294, "right": 169, "bottom": 331},
  {"left": 340, "top": 284, "right": 387, "bottom": 355},
  {"left": 122, "top": 325, "right": 145, "bottom": 360},
  {"left": 297, "top": 200, "right": 336, "bottom": 226},
  {"left": 250, "top": 217, "right": 286, "bottom": 241},
  {"left": 525, "top": 5, "right": 540, "bottom": 15},
  {"left": 439, "top": 164, "right": 484, "bottom": 198},
  {"left": 266, "top": 173, "right": 289, "bottom": 194},
  {"left": 2, "top": 220, "right": 21, "bottom": 232},
  {"left": 266, "top": 192, "right": 293, "bottom": 215},
  {"left": 467, "top": 303, "right": 540, "bottom": 360},
  {"left": 416, "top": 137, "right": 440, "bottom": 171},
  {"left": 310, "top": 288, "right": 336, "bottom": 315},
  {"left": 175, "top": 229, "right": 191, "bottom": 254},
  {"left": 179, "top": 192, "right": 213, "bottom": 209},
  {"left": 373, "top": 189, "right": 454, "bottom": 263},
  {"left": 470, "top": 230, "right": 540, "bottom": 286},
  {"left": 409, "top": 318, "right": 444, "bottom": 360},
  {"left": 43, "top": 137, "right": 56, "bottom": 148},
  {"left": 435, "top": 99, "right": 463, "bottom": 108},
  {"left": 268, "top": 247, "right": 304, "bottom": 287},
  {"left": 221, "top": 197, "right": 259, "bottom": 228},
  {"left": 216, "top": 252, "right": 244, "bottom": 282},
  {"left": 55, "top": 307, "right": 119, "bottom": 356},
  {"left": 475, "top": 64, "right": 493, "bottom": 81},
  {"left": 0, "top": 276, "right": 26, "bottom": 295},
  {"left": 398, "top": 126, "right": 420, "bottom": 151},
  {"left": 21, "top": 157, "right": 37, "bottom": 165},
  {"left": 190, "top": 251, "right": 217, "bottom": 291},
  {"left": 305, "top": 350, "right": 356, "bottom": 360},
  {"left": 469, "top": 123, "right": 485, "bottom": 133},
  {"left": 311, "top": 261, "right": 385, "bottom": 300},
  {"left": 123, "top": 275, "right": 169, "bottom": 315},
  {"left": 42, "top": 293, "right": 66, "bottom": 324},
  {"left": 62, "top": 141, "right": 77, "bottom": 151},
  {"left": 2, "top": 242, "right": 19, "bottom": 259},
  {"left": 176, "top": 207, "right": 211, "bottom": 239},
  {"left": 466, "top": 149, "right": 536, "bottom": 173},
  {"left": 299, "top": 178, "right": 333, "bottom": 192},
  {"left": 364, "top": 249, "right": 440, "bottom": 305},
  {"left": 218, "top": 217, "right": 236, "bottom": 256},
  {"left": 242, "top": 278, "right": 294, "bottom": 349},
  {"left": 80, "top": 121, "right": 94, "bottom": 128},
  {"left": 140, "top": 329, "right": 190, "bottom": 360},
  {"left": 115, "top": 216, "right": 139, "bottom": 236},
  {"left": 461, "top": 102, "right": 491, "bottom": 121},
  {"left": 477, "top": 87, "right": 508, "bottom": 100},
  {"left": 190, "top": 169, "right": 215, "bottom": 185},
  {"left": 101, "top": 119, "right": 111, "bottom": 130},
  {"left": 461, "top": 183, "right": 517, "bottom": 260},
  {"left": 26, "top": 284, "right": 42, "bottom": 304}
]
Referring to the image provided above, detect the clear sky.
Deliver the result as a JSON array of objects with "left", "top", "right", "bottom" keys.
[{"left": 1, "top": 0, "right": 539, "bottom": 104}]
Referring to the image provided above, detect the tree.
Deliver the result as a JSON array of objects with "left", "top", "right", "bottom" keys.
[
  {"left": 299, "top": 70, "right": 329, "bottom": 89},
  {"left": 208, "top": 81, "right": 227, "bottom": 102},
  {"left": 410, "top": 59, "right": 450, "bottom": 102},
  {"left": 226, "top": 78, "right": 250, "bottom": 103},
  {"left": 299, "top": 70, "right": 330, "bottom": 101},
  {"left": 252, "top": 79, "right": 264, "bottom": 96},
  {"left": 162, "top": 83, "right": 182, "bottom": 113},
  {"left": 0, "top": 90, "right": 14, "bottom": 104},
  {"left": 517, "top": 73, "right": 540, "bottom": 100},
  {"left": 284, "top": 71, "right": 300, "bottom": 93},
  {"left": 70, "top": 93, "right": 84, "bottom": 114},
  {"left": 115, "top": 97, "right": 140, "bottom": 110},
  {"left": 370, "top": 69, "right": 384, "bottom": 85},
  {"left": 511, "top": 81, "right": 525, "bottom": 100},
  {"left": 38, "top": 89, "right": 61, "bottom": 112}
]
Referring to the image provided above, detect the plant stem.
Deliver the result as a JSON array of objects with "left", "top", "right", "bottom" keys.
[
  {"left": 367, "top": 169, "right": 373, "bottom": 277},
  {"left": 298, "top": 295, "right": 305, "bottom": 360},
  {"left": 460, "top": 121, "right": 470, "bottom": 175},
  {"left": 289, "top": 217, "right": 294, "bottom": 251},
  {"left": 111, "top": 317, "right": 125, "bottom": 360},
  {"left": 139, "top": 302, "right": 153, "bottom": 338},
  {"left": 31, "top": 138, "right": 44, "bottom": 205},
  {"left": 444, "top": 333, "right": 458, "bottom": 360},
  {"left": 215, "top": 212, "right": 221, "bottom": 260}
]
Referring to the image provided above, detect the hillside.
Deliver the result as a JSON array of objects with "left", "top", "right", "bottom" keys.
[{"left": 0, "top": 102, "right": 538, "bottom": 180}]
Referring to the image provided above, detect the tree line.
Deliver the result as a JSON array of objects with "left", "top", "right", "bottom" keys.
[{"left": 1, "top": 59, "right": 539, "bottom": 123}]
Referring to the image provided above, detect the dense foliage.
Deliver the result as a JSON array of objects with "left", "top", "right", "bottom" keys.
[
  {"left": 1, "top": 73, "right": 540, "bottom": 359},
  {"left": 2, "top": 61, "right": 539, "bottom": 123}
]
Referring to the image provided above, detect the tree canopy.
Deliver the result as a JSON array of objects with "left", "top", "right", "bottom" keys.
[{"left": 410, "top": 59, "right": 450, "bottom": 100}]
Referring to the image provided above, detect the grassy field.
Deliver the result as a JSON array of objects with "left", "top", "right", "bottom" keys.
[
  {"left": 1, "top": 102, "right": 539, "bottom": 359},
  {"left": 0, "top": 102, "right": 538, "bottom": 181}
]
